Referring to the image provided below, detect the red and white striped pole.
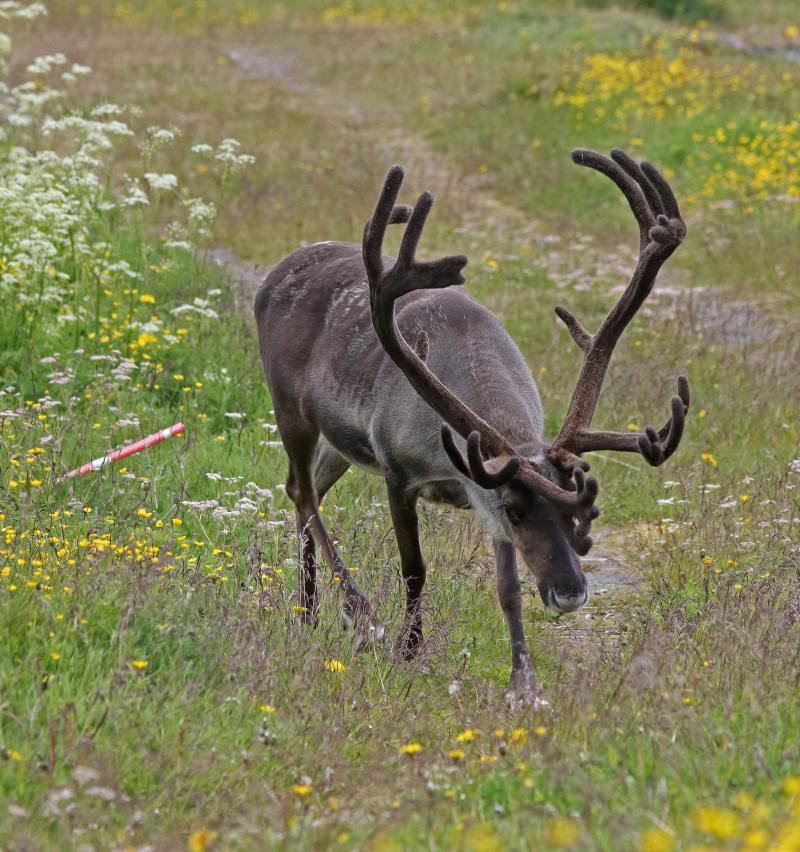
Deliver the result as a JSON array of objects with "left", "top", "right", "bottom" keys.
[{"left": 57, "top": 423, "right": 185, "bottom": 483}]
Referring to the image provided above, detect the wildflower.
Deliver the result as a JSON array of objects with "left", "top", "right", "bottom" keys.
[
  {"left": 783, "top": 777, "right": 800, "bottom": 796},
  {"left": 545, "top": 818, "right": 580, "bottom": 847},
  {"left": 293, "top": 784, "right": 312, "bottom": 796},
  {"left": 692, "top": 806, "right": 738, "bottom": 839},
  {"left": 145, "top": 172, "right": 178, "bottom": 191},
  {"left": 400, "top": 742, "right": 422, "bottom": 755},
  {"left": 172, "top": 518, "right": 182, "bottom": 526},
  {"left": 449, "top": 749, "right": 465, "bottom": 760},
  {"left": 637, "top": 828, "right": 673, "bottom": 852},
  {"left": 260, "top": 704, "right": 275, "bottom": 713},
  {"left": 131, "top": 660, "right": 148, "bottom": 670},
  {"left": 535, "top": 726, "right": 547, "bottom": 735},
  {"left": 701, "top": 453, "right": 717, "bottom": 466},
  {"left": 326, "top": 659, "right": 345, "bottom": 673},
  {"left": 188, "top": 829, "right": 218, "bottom": 852},
  {"left": 455, "top": 728, "right": 479, "bottom": 742},
  {"left": 7, "top": 749, "right": 22, "bottom": 762}
]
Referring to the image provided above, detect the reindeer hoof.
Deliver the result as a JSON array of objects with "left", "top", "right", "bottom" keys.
[
  {"left": 401, "top": 628, "right": 423, "bottom": 661},
  {"left": 505, "top": 670, "right": 549, "bottom": 711}
]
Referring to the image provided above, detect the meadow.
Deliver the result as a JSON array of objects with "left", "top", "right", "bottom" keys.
[{"left": 0, "top": 0, "right": 799, "bottom": 849}]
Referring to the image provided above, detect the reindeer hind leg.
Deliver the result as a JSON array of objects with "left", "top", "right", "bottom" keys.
[{"left": 282, "top": 424, "right": 373, "bottom": 631}]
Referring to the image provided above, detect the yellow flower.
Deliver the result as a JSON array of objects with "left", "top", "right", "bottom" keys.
[
  {"left": 400, "top": 742, "right": 422, "bottom": 755},
  {"left": 449, "top": 749, "right": 465, "bottom": 760},
  {"left": 637, "top": 828, "right": 673, "bottom": 852},
  {"left": 786, "top": 26, "right": 798, "bottom": 38},
  {"left": 172, "top": 518, "right": 183, "bottom": 526},
  {"left": 51, "top": 653, "right": 60, "bottom": 660},
  {"left": 783, "top": 776, "right": 800, "bottom": 795},
  {"left": 535, "top": 726, "right": 547, "bottom": 735},
  {"left": 463, "top": 825, "right": 501, "bottom": 852},
  {"left": 701, "top": 452, "right": 717, "bottom": 467},
  {"left": 692, "top": 806, "right": 738, "bottom": 839},
  {"left": 455, "top": 728, "right": 479, "bottom": 742},
  {"left": 137, "top": 333, "right": 157, "bottom": 347},
  {"left": 545, "top": 818, "right": 580, "bottom": 847},
  {"left": 293, "top": 784, "right": 312, "bottom": 796},
  {"left": 744, "top": 829, "right": 768, "bottom": 847},
  {"left": 140, "top": 294, "right": 156, "bottom": 304},
  {"left": 326, "top": 659, "right": 345, "bottom": 673},
  {"left": 132, "top": 660, "right": 148, "bottom": 670},
  {"left": 188, "top": 829, "right": 218, "bottom": 851},
  {"left": 260, "top": 704, "right": 275, "bottom": 713}
]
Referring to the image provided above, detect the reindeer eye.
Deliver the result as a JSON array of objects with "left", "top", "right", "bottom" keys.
[{"left": 503, "top": 503, "right": 521, "bottom": 525}]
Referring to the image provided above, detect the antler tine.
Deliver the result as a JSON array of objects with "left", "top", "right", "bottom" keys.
[
  {"left": 611, "top": 148, "right": 664, "bottom": 218},
  {"left": 571, "top": 147, "right": 655, "bottom": 250},
  {"left": 641, "top": 160, "right": 682, "bottom": 220},
  {"left": 441, "top": 424, "right": 472, "bottom": 478},
  {"left": 465, "top": 432, "right": 521, "bottom": 489},
  {"left": 548, "top": 148, "right": 688, "bottom": 472},
  {"left": 441, "top": 426, "right": 521, "bottom": 488},
  {"left": 389, "top": 204, "right": 413, "bottom": 224},
  {"left": 363, "top": 165, "right": 404, "bottom": 283}
]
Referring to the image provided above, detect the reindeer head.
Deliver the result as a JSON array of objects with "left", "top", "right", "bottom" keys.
[{"left": 363, "top": 150, "right": 688, "bottom": 615}]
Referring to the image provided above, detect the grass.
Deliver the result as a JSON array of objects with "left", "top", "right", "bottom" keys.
[{"left": 1, "top": 1, "right": 799, "bottom": 850}]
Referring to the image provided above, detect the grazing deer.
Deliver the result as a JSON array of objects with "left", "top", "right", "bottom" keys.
[{"left": 255, "top": 148, "right": 688, "bottom": 702}]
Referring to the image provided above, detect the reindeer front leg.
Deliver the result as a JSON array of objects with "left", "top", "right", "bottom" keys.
[
  {"left": 493, "top": 539, "right": 544, "bottom": 706},
  {"left": 386, "top": 480, "right": 426, "bottom": 658}
]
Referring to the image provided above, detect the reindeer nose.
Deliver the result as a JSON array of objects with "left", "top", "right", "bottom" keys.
[
  {"left": 541, "top": 581, "right": 589, "bottom": 614},
  {"left": 552, "top": 587, "right": 589, "bottom": 613}
]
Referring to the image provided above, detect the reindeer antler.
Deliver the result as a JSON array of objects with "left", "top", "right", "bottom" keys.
[
  {"left": 547, "top": 148, "right": 689, "bottom": 473},
  {"left": 365, "top": 166, "right": 603, "bottom": 549}
]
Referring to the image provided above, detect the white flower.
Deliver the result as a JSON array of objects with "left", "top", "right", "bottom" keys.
[
  {"left": 26, "top": 53, "right": 67, "bottom": 75},
  {"left": 144, "top": 172, "right": 178, "bottom": 191}
]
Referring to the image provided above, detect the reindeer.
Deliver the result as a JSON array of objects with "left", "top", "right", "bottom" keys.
[{"left": 255, "top": 148, "right": 689, "bottom": 702}]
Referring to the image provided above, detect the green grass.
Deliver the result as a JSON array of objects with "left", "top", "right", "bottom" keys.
[{"left": 1, "top": 1, "right": 800, "bottom": 850}]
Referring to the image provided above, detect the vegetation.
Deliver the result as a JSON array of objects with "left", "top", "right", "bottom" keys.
[{"left": 1, "top": 0, "right": 799, "bottom": 849}]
